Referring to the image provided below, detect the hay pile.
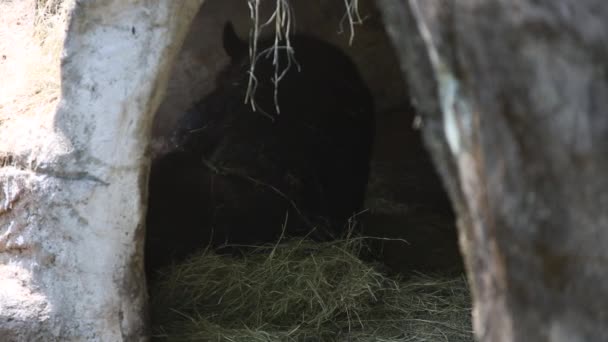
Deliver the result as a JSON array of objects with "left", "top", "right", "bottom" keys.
[{"left": 149, "top": 238, "right": 472, "bottom": 341}]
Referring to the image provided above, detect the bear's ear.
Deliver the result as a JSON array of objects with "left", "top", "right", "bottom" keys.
[{"left": 223, "top": 22, "right": 247, "bottom": 60}]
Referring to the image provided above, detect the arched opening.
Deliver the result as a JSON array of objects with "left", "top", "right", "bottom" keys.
[{"left": 145, "top": 0, "right": 467, "bottom": 339}]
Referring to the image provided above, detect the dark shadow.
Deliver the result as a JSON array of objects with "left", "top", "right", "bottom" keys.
[
  {"left": 145, "top": 22, "right": 375, "bottom": 280},
  {"left": 145, "top": 0, "right": 463, "bottom": 283}
]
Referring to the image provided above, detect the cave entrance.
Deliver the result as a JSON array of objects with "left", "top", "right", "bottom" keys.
[{"left": 145, "top": 0, "right": 467, "bottom": 340}]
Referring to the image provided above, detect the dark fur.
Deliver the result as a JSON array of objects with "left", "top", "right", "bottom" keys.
[{"left": 146, "top": 23, "right": 375, "bottom": 276}]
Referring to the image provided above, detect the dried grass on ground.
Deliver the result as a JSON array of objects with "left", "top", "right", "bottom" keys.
[
  {"left": 0, "top": 0, "right": 72, "bottom": 156},
  {"left": 0, "top": 0, "right": 71, "bottom": 120},
  {"left": 1, "top": 5, "right": 472, "bottom": 339},
  {"left": 150, "top": 237, "right": 473, "bottom": 342}
]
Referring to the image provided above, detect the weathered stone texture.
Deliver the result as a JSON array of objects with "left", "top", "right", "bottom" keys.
[
  {"left": 0, "top": 1, "right": 203, "bottom": 340},
  {"left": 378, "top": 0, "right": 608, "bottom": 341}
]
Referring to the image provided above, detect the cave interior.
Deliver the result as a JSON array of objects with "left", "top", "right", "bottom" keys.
[{"left": 145, "top": 0, "right": 463, "bottom": 281}]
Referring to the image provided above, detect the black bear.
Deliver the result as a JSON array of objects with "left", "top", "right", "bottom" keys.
[{"left": 146, "top": 23, "right": 375, "bottom": 276}]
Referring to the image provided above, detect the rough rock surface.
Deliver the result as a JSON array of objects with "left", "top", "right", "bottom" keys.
[
  {"left": 377, "top": 0, "right": 608, "bottom": 341},
  {"left": 0, "top": 1, "right": 203, "bottom": 340}
]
